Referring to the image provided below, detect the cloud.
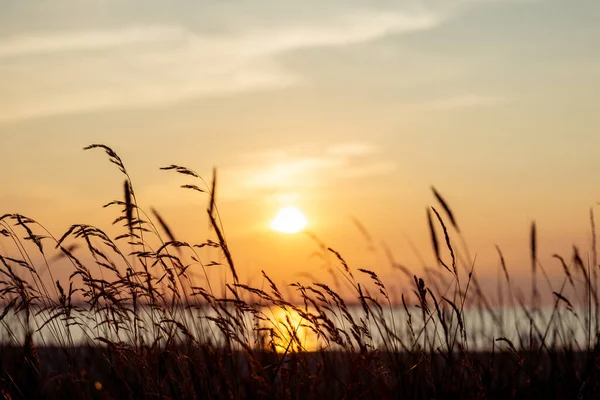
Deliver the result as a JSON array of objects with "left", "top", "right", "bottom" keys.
[
  {"left": 217, "top": 142, "right": 397, "bottom": 201},
  {"left": 0, "top": 26, "right": 186, "bottom": 58},
  {"left": 0, "top": 2, "right": 441, "bottom": 123},
  {"left": 0, "top": 27, "right": 297, "bottom": 122},
  {"left": 138, "top": 142, "right": 396, "bottom": 206},
  {"left": 0, "top": 0, "right": 528, "bottom": 123},
  {"left": 336, "top": 162, "right": 398, "bottom": 179},
  {"left": 327, "top": 143, "right": 378, "bottom": 157},
  {"left": 419, "top": 94, "right": 506, "bottom": 110}
]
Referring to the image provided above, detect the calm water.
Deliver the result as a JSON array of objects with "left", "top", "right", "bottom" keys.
[{"left": 0, "top": 305, "right": 594, "bottom": 351}]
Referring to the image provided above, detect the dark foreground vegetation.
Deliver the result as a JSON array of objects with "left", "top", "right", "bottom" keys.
[{"left": 2, "top": 145, "right": 600, "bottom": 399}]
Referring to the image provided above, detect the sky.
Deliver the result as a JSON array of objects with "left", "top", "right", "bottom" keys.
[{"left": 1, "top": 0, "right": 600, "bottom": 300}]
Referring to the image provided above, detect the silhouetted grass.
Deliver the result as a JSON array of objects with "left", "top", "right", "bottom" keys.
[{"left": 1, "top": 144, "right": 600, "bottom": 399}]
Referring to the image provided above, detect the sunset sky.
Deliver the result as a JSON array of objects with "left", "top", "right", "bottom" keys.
[{"left": 1, "top": 0, "right": 600, "bottom": 296}]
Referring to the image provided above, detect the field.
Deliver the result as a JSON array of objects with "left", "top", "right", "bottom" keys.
[{"left": 2, "top": 145, "right": 600, "bottom": 399}]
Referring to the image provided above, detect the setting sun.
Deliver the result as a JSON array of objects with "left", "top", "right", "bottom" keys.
[{"left": 270, "top": 206, "right": 307, "bottom": 234}]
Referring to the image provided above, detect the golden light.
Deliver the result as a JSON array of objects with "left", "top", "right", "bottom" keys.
[
  {"left": 270, "top": 206, "right": 307, "bottom": 234},
  {"left": 263, "top": 306, "right": 320, "bottom": 352}
]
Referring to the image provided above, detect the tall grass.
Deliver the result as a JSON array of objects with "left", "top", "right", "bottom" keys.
[{"left": 1, "top": 144, "right": 600, "bottom": 399}]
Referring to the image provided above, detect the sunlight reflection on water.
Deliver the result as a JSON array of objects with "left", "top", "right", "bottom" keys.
[{"left": 262, "top": 306, "right": 321, "bottom": 352}]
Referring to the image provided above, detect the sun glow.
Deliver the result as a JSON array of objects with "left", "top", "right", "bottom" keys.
[
  {"left": 270, "top": 206, "right": 307, "bottom": 234},
  {"left": 262, "top": 306, "right": 320, "bottom": 352}
]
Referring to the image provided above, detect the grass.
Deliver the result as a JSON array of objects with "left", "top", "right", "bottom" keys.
[{"left": 1, "top": 144, "right": 600, "bottom": 399}]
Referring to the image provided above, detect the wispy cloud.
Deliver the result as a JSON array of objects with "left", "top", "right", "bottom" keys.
[
  {"left": 419, "top": 94, "right": 506, "bottom": 110},
  {"left": 138, "top": 142, "right": 395, "bottom": 207},
  {"left": 218, "top": 142, "right": 397, "bottom": 201},
  {"left": 0, "top": 2, "right": 442, "bottom": 123},
  {"left": 0, "top": 0, "right": 528, "bottom": 123},
  {"left": 0, "top": 26, "right": 186, "bottom": 58},
  {"left": 327, "top": 143, "right": 378, "bottom": 157}
]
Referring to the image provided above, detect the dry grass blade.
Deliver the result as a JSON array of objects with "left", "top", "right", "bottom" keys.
[
  {"left": 262, "top": 270, "right": 283, "bottom": 300},
  {"left": 181, "top": 184, "right": 205, "bottom": 193},
  {"left": 426, "top": 208, "right": 441, "bottom": 268},
  {"left": 327, "top": 247, "right": 352, "bottom": 277},
  {"left": 151, "top": 208, "right": 177, "bottom": 243},
  {"left": 209, "top": 211, "right": 238, "bottom": 283},
  {"left": 431, "top": 186, "right": 459, "bottom": 233},
  {"left": 530, "top": 221, "right": 537, "bottom": 268},
  {"left": 350, "top": 216, "right": 374, "bottom": 248},
  {"left": 496, "top": 245, "right": 510, "bottom": 283},
  {"left": 553, "top": 291, "right": 574, "bottom": 311},
  {"left": 15, "top": 215, "right": 44, "bottom": 253},
  {"left": 391, "top": 263, "right": 412, "bottom": 279},
  {"left": 124, "top": 180, "right": 134, "bottom": 238},
  {"left": 442, "top": 296, "right": 464, "bottom": 339},
  {"left": 495, "top": 337, "right": 520, "bottom": 358},
  {"left": 0, "top": 298, "right": 17, "bottom": 322},
  {"left": 159, "top": 164, "right": 200, "bottom": 178},
  {"left": 552, "top": 254, "right": 574, "bottom": 287},
  {"left": 209, "top": 167, "right": 217, "bottom": 218},
  {"left": 573, "top": 246, "right": 590, "bottom": 283},
  {"left": 84, "top": 144, "right": 127, "bottom": 175},
  {"left": 431, "top": 207, "right": 456, "bottom": 275},
  {"left": 592, "top": 207, "right": 597, "bottom": 269},
  {"left": 531, "top": 221, "right": 538, "bottom": 306}
]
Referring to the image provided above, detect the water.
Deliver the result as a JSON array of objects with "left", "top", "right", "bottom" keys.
[{"left": 0, "top": 304, "right": 594, "bottom": 351}]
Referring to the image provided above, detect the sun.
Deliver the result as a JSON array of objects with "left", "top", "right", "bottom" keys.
[{"left": 270, "top": 206, "right": 307, "bottom": 234}]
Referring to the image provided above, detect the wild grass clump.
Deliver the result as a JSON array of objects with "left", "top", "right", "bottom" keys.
[{"left": 1, "top": 144, "right": 600, "bottom": 399}]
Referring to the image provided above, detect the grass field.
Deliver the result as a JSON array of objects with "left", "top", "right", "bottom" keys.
[{"left": 2, "top": 144, "right": 600, "bottom": 399}]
